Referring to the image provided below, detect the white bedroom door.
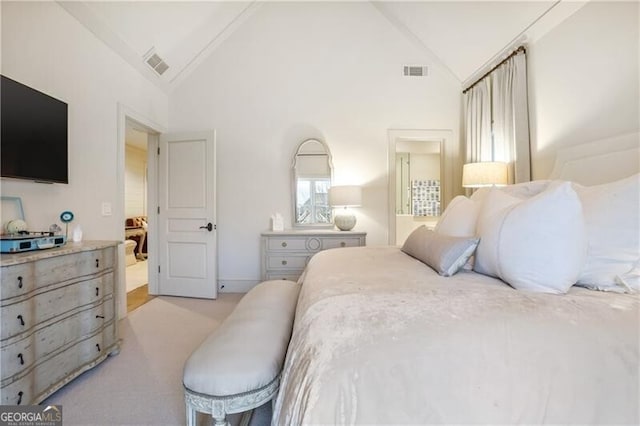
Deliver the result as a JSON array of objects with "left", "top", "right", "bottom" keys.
[{"left": 157, "top": 131, "right": 217, "bottom": 299}]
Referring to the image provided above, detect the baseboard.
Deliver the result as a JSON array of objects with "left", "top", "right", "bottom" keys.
[{"left": 218, "top": 279, "right": 261, "bottom": 293}]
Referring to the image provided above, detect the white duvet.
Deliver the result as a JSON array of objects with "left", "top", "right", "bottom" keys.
[{"left": 273, "top": 247, "right": 639, "bottom": 425}]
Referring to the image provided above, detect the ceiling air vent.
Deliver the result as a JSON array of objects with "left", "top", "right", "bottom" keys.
[
  {"left": 403, "top": 65, "right": 428, "bottom": 77},
  {"left": 144, "top": 49, "right": 169, "bottom": 76}
]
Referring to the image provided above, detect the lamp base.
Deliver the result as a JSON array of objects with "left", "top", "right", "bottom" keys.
[{"left": 334, "top": 212, "right": 356, "bottom": 231}]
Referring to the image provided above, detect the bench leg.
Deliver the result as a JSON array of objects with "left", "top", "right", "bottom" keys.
[
  {"left": 212, "top": 415, "right": 228, "bottom": 426},
  {"left": 185, "top": 402, "right": 197, "bottom": 426},
  {"left": 212, "top": 400, "right": 228, "bottom": 426},
  {"left": 239, "top": 410, "right": 253, "bottom": 426}
]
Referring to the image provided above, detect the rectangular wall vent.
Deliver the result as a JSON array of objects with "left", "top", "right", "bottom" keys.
[
  {"left": 144, "top": 50, "right": 169, "bottom": 76},
  {"left": 403, "top": 65, "right": 428, "bottom": 77}
]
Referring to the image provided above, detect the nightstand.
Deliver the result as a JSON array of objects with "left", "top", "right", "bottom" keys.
[{"left": 261, "top": 230, "right": 366, "bottom": 281}]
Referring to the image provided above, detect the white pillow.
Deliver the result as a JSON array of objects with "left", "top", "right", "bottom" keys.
[
  {"left": 474, "top": 190, "right": 521, "bottom": 276},
  {"left": 573, "top": 173, "right": 640, "bottom": 291},
  {"left": 402, "top": 225, "right": 480, "bottom": 277},
  {"left": 469, "top": 180, "right": 551, "bottom": 208},
  {"left": 474, "top": 181, "right": 587, "bottom": 294},
  {"left": 434, "top": 195, "right": 479, "bottom": 237}
]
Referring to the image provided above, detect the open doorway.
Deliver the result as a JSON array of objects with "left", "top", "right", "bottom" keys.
[
  {"left": 387, "top": 129, "right": 454, "bottom": 245},
  {"left": 124, "top": 120, "right": 155, "bottom": 312}
]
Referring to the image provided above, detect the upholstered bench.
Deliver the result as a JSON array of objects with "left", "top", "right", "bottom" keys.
[{"left": 183, "top": 280, "right": 300, "bottom": 426}]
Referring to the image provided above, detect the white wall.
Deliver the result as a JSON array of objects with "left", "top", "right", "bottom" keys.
[
  {"left": 124, "top": 145, "right": 148, "bottom": 218},
  {"left": 528, "top": 1, "right": 639, "bottom": 179},
  {"left": 169, "top": 2, "right": 461, "bottom": 290},
  {"left": 1, "top": 2, "right": 168, "bottom": 240}
]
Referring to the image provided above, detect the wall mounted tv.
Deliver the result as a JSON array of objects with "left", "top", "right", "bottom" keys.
[{"left": 1, "top": 75, "right": 68, "bottom": 184}]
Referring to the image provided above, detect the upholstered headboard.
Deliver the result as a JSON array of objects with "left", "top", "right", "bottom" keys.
[{"left": 549, "top": 132, "right": 639, "bottom": 185}]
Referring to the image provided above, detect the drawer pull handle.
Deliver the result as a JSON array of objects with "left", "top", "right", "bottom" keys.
[
  {"left": 96, "top": 259, "right": 100, "bottom": 268},
  {"left": 96, "top": 287, "right": 100, "bottom": 297},
  {"left": 340, "top": 242, "right": 346, "bottom": 247},
  {"left": 96, "top": 315, "right": 105, "bottom": 319},
  {"left": 17, "top": 276, "right": 23, "bottom": 288},
  {"left": 96, "top": 343, "right": 101, "bottom": 352},
  {"left": 17, "top": 315, "right": 25, "bottom": 326},
  {"left": 17, "top": 391, "right": 23, "bottom": 405},
  {"left": 17, "top": 353, "right": 24, "bottom": 365},
  {"left": 281, "top": 260, "right": 287, "bottom": 266},
  {"left": 281, "top": 242, "right": 287, "bottom": 247}
]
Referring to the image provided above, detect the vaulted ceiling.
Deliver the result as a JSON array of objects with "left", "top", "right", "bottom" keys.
[{"left": 59, "top": 1, "right": 586, "bottom": 93}]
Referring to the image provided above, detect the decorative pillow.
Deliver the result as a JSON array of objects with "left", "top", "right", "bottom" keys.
[
  {"left": 402, "top": 225, "right": 480, "bottom": 277},
  {"left": 573, "top": 173, "right": 640, "bottom": 291},
  {"left": 474, "top": 182, "right": 587, "bottom": 294},
  {"left": 434, "top": 195, "right": 479, "bottom": 238}
]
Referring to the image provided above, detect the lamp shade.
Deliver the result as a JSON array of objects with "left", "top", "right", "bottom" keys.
[
  {"left": 329, "top": 185, "right": 362, "bottom": 207},
  {"left": 462, "top": 162, "right": 508, "bottom": 188}
]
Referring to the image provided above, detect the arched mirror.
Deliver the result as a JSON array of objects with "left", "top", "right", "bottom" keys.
[{"left": 292, "top": 139, "right": 333, "bottom": 227}]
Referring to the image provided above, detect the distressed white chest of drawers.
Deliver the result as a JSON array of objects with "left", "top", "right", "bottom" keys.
[
  {"left": 0, "top": 241, "right": 120, "bottom": 405},
  {"left": 261, "top": 230, "right": 366, "bottom": 281}
]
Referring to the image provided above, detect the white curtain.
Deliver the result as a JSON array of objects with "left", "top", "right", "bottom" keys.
[
  {"left": 464, "top": 78, "right": 492, "bottom": 164},
  {"left": 464, "top": 49, "right": 531, "bottom": 183}
]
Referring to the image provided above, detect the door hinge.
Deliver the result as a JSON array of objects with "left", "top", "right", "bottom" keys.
[
  {"left": 157, "top": 206, "right": 160, "bottom": 214},
  {"left": 157, "top": 147, "right": 160, "bottom": 155},
  {"left": 158, "top": 265, "right": 160, "bottom": 274}
]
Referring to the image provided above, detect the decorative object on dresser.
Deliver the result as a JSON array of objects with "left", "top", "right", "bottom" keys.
[
  {"left": 0, "top": 241, "right": 120, "bottom": 405},
  {"left": 462, "top": 161, "right": 508, "bottom": 188},
  {"left": 261, "top": 230, "right": 366, "bottom": 281},
  {"left": 328, "top": 185, "right": 362, "bottom": 231}
]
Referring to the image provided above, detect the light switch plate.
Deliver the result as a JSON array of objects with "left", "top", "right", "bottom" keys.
[{"left": 101, "top": 202, "right": 112, "bottom": 216}]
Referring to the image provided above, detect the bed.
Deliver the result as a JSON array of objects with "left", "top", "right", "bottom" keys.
[{"left": 272, "top": 133, "right": 640, "bottom": 424}]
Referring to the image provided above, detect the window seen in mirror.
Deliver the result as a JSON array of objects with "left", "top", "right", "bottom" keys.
[{"left": 296, "top": 179, "right": 331, "bottom": 224}]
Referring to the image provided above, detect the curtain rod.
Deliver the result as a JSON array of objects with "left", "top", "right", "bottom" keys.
[{"left": 462, "top": 45, "right": 526, "bottom": 94}]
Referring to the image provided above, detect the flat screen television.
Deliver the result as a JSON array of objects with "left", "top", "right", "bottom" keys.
[{"left": 1, "top": 75, "right": 68, "bottom": 184}]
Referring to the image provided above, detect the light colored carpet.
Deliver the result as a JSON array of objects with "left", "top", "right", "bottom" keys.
[
  {"left": 42, "top": 294, "right": 272, "bottom": 426},
  {"left": 126, "top": 260, "right": 149, "bottom": 292}
]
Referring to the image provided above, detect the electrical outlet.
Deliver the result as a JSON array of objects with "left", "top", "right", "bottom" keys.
[{"left": 101, "top": 202, "right": 112, "bottom": 216}]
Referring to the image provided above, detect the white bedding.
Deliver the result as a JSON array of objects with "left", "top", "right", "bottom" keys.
[{"left": 273, "top": 247, "right": 639, "bottom": 424}]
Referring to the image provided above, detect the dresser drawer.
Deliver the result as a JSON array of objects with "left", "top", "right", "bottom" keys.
[
  {"left": 79, "top": 322, "right": 115, "bottom": 365},
  {"left": 35, "top": 248, "right": 115, "bottom": 288},
  {"left": 267, "top": 238, "right": 308, "bottom": 251},
  {"left": 266, "top": 255, "right": 309, "bottom": 270},
  {"left": 1, "top": 336, "right": 35, "bottom": 384},
  {"left": 34, "top": 301, "right": 114, "bottom": 360},
  {"left": 321, "top": 237, "right": 362, "bottom": 250},
  {"left": 0, "top": 373, "right": 34, "bottom": 405},
  {"left": 34, "top": 343, "right": 81, "bottom": 397},
  {"left": 265, "top": 272, "right": 303, "bottom": 282},
  {"left": 0, "top": 263, "right": 36, "bottom": 300}
]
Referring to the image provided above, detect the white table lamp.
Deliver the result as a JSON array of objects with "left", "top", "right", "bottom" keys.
[
  {"left": 329, "top": 185, "right": 362, "bottom": 231},
  {"left": 462, "top": 162, "right": 508, "bottom": 187}
]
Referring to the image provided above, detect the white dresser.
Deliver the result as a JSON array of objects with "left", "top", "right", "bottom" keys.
[
  {"left": 0, "top": 241, "right": 120, "bottom": 405},
  {"left": 261, "top": 230, "right": 366, "bottom": 281}
]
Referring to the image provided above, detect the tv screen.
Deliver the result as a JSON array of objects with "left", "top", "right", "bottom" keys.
[{"left": 1, "top": 75, "right": 68, "bottom": 184}]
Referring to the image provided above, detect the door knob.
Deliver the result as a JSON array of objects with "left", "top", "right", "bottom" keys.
[{"left": 199, "top": 223, "right": 213, "bottom": 232}]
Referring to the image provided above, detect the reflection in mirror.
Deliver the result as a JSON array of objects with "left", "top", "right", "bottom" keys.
[
  {"left": 395, "top": 150, "right": 441, "bottom": 216},
  {"left": 394, "top": 140, "right": 442, "bottom": 243},
  {"left": 292, "top": 139, "right": 333, "bottom": 227}
]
